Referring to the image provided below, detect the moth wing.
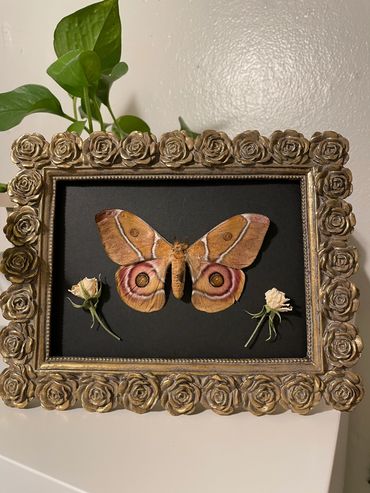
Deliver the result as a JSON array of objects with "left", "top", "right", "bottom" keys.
[
  {"left": 187, "top": 213, "right": 270, "bottom": 271},
  {"left": 95, "top": 209, "right": 172, "bottom": 266},
  {"left": 191, "top": 261, "right": 245, "bottom": 313},
  {"left": 116, "top": 259, "right": 169, "bottom": 313},
  {"left": 96, "top": 210, "right": 172, "bottom": 312},
  {"left": 186, "top": 213, "right": 269, "bottom": 313}
]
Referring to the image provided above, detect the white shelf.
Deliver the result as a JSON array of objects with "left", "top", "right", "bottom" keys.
[{"left": 0, "top": 397, "right": 344, "bottom": 493}]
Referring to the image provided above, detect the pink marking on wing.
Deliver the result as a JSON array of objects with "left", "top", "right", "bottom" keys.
[
  {"left": 95, "top": 209, "right": 120, "bottom": 223},
  {"left": 242, "top": 213, "right": 270, "bottom": 225},
  {"left": 126, "top": 263, "right": 156, "bottom": 291},
  {"left": 117, "top": 261, "right": 165, "bottom": 300},
  {"left": 195, "top": 263, "right": 242, "bottom": 300}
]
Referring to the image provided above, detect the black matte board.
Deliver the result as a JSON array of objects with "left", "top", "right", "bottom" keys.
[{"left": 50, "top": 178, "right": 307, "bottom": 359}]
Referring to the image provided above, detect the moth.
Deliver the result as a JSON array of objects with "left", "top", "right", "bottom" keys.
[{"left": 95, "top": 210, "right": 270, "bottom": 313}]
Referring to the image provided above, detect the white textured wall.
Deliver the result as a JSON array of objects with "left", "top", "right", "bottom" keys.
[{"left": 0, "top": 1, "right": 369, "bottom": 492}]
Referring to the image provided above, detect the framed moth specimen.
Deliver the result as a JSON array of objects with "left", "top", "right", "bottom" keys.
[{"left": 0, "top": 129, "right": 363, "bottom": 415}]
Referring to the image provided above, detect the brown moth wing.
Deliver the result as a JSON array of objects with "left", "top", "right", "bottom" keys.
[
  {"left": 186, "top": 213, "right": 269, "bottom": 312},
  {"left": 95, "top": 209, "right": 172, "bottom": 266},
  {"left": 191, "top": 262, "right": 245, "bottom": 313},
  {"left": 116, "top": 259, "right": 168, "bottom": 313},
  {"left": 186, "top": 213, "right": 269, "bottom": 273},
  {"left": 96, "top": 210, "right": 173, "bottom": 312},
  {"left": 205, "top": 213, "right": 270, "bottom": 268}
]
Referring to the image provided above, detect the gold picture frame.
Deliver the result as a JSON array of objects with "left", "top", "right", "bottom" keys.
[{"left": 0, "top": 129, "right": 363, "bottom": 415}]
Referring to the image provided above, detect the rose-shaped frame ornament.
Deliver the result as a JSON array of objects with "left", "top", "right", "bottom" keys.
[{"left": 0, "top": 129, "right": 362, "bottom": 414}]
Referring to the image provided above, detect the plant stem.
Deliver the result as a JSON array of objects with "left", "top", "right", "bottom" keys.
[
  {"left": 244, "top": 312, "right": 267, "bottom": 348},
  {"left": 245, "top": 307, "right": 266, "bottom": 319},
  {"left": 73, "top": 96, "right": 78, "bottom": 120},
  {"left": 107, "top": 102, "right": 126, "bottom": 138},
  {"left": 83, "top": 87, "right": 94, "bottom": 133},
  {"left": 61, "top": 113, "right": 77, "bottom": 123},
  {"left": 106, "top": 102, "right": 119, "bottom": 128},
  {"left": 90, "top": 306, "right": 121, "bottom": 341},
  {"left": 92, "top": 97, "right": 105, "bottom": 131}
]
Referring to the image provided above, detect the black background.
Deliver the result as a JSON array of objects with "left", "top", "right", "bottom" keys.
[{"left": 50, "top": 178, "right": 307, "bottom": 359}]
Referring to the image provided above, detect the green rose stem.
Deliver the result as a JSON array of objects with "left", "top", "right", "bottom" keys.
[
  {"left": 244, "top": 307, "right": 281, "bottom": 348},
  {"left": 89, "top": 304, "right": 121, "bottom": 341},
  {"left": 68, "top": 297, "right": 121, "bottom": 341},
  {"left": 244, "top": 309, "right": 267, "bottom": 348}
]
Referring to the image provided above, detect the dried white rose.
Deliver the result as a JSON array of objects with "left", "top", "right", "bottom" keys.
[
  {"left": 67, "top": 276, "right": 120, "bottom": 341},
  {"left": 245, "top": 288, "right": 293, "bottom": 348},
  {"left": 69, "top": 277, "right": 99, "bottom": 300},
  {"left": 265, "top": 288, "right": 292, "bottom": 312}
]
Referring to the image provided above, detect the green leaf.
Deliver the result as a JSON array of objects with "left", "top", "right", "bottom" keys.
[
  {"left": 178, "top": 116, "right": 199, "bottom": 139},
  {"left": 0, "top": 84, "right": 63, "bottom": 131},
  {"left": 67, "top": 120, "right": 86, "bottom": 135},
  {"left": 47, "top": 50, "right": 101, "bottom": 97},
  {"left": 97, "top": 61, "right": 128, "bottom": 106},
  {"left": 54, "top": 0, "right": 121, "bottom": 72},
  {"left": 0, "top": 183, "right": 8, "bottom": 193},
  {"left": 107, "top": 61, "right": 128, "bottom": 80},
  {"left": 114, "top": 115, "right": 150, "bottom": 135}
]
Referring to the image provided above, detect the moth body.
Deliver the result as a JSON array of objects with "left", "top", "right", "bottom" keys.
[{"left": 171, "top": 241, "right": 188, "bottom": 299}]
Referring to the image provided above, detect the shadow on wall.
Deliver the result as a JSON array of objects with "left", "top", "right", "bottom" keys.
[
  {"left": 329, "top": 413, "right": 349, "bottom": 493},
  {"left": 343, "top": 236, "right": 370, "bottom": 493}
]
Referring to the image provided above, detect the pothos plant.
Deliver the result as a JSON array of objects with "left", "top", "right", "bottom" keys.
[{"left": 0, "top": 0, "right": 197, "bottom": 190}]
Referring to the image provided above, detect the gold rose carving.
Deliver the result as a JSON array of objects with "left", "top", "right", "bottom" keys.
[
  {"left": 319, "top": 241, "right": 358, "bottom": 279},
  {"left": 240, "top": 375, "right": 281, "bottom": 415},
  {"left": 50, "top": 132, "right": 83, "bottom": 168},
  {"left": 0, "top": 322, "right": 34, "bottom": 364},
  {"left": 194, "top": 130, "right": 232, "bottom": 166},
  {"left": 310, "top": 131, "right": 349, "bottom": 166},
  {"left": 323, "top": 371, "right": 363, "bottom": 411},
  {"left": 0, "top": 365, "right": 36, "bottom": 408},
  {"left": 120, "top": 131, "right": 157, "bottom": 167},
  {"left": 36, "top": 373, "right": 78, "bottom": 411},
  {"left": 8, "top": 170, "right": 43, "bottom": 205},
  {"left": 0, "top": 284, "right": 36, "bottom": 321},
  {"left": 324, "top": 322, "right": 363, "bottom": 368},
  {"left": 201, "top": 375, "right": 239, "bottom": 415},
  {"left": 120, "top": 373, "right": 159, "bottom": 413},
  {"left": 159, "top": 130, "right": 193, "bottom": 168},
  {"left": 318, "top": 199, "right": 356, "bottom": 237},
  {"left": 83, "top": 131, "right": 121, "bottom": 167},
  {"left": 4, "top": 206, "right": 40, "bottom": 246},
  {"left": 316, "top": 166, "right": 352, "bottom": 200},
  {"left": 321, "top": 278, "right": 359, "bottom": 322},
  {"left": 79, "top": 375, "right": 119, "bottom": 413},
  {"left": 161, "top": 374, "right": 201, "bottom": 415},
  {"left": 0, "top": 246, "right": 39, "bottom": 284},
  {"left": 233, "top": 130, "right": 271, "bottom": 165},
  {"left": 11, "top": 133, "right": 49, "bottom": 169},
  {"left": 280, "top": 374, "right": 322, "bottom": 414},
  {"left": 270, "top": 130, "right": 309, "bottom": 165}
]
